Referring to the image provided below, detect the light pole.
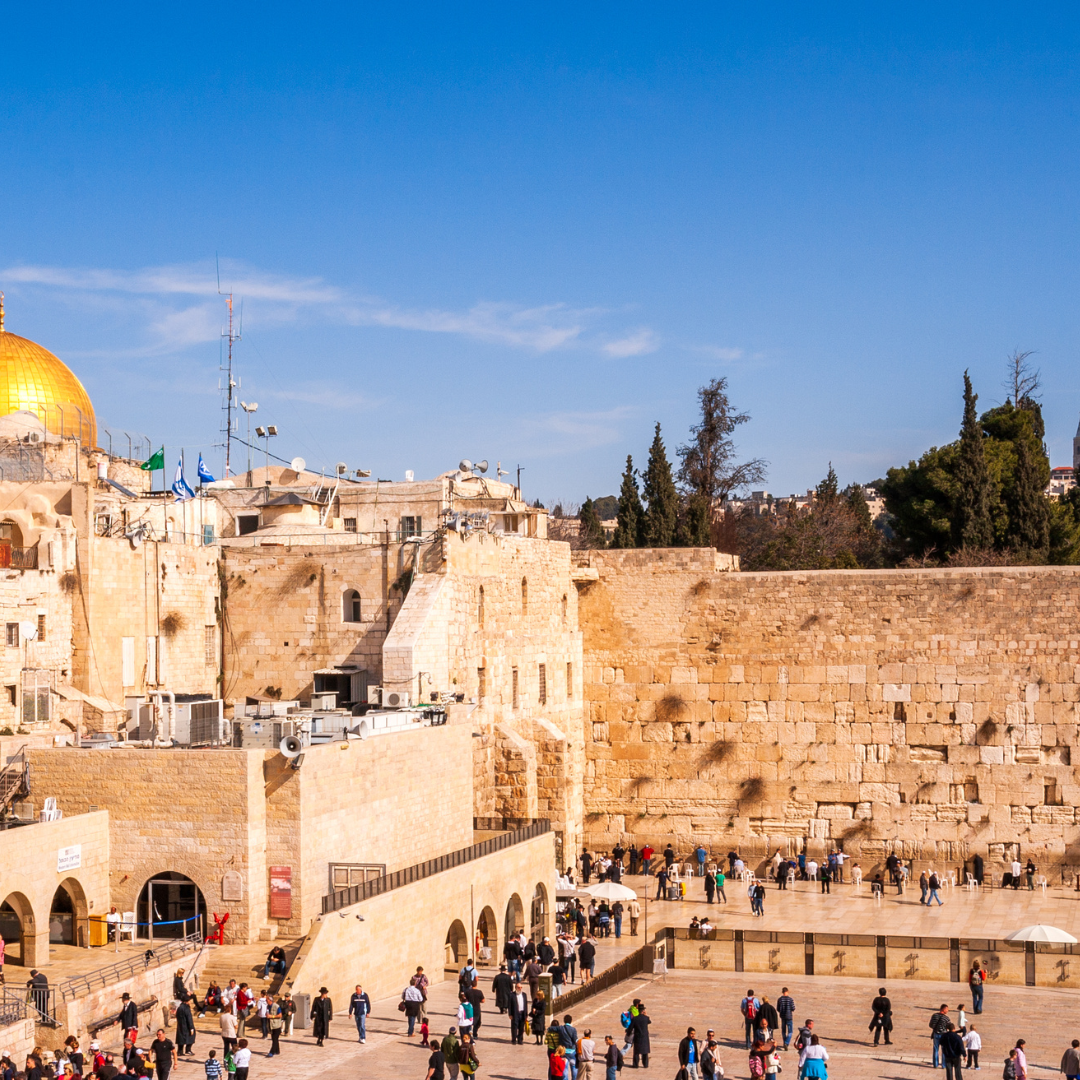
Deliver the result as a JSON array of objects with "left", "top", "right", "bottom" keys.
[
  {"left": 240, "top": 402, "right": 258, "bottom": 487},
  {"left": 255, "top": 425, "right": 277, "bottom": 487}
]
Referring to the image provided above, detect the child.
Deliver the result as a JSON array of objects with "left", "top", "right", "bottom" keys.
[
  {"left": 964, "top": 1024, "right": 981, "bottom": 1070},
  {"left": 957, "top": 1004, "right": 967, "bottom": 1034},
  {"left": 1003, "top": 1048, "right": 1017, "bottom": 1080},
  {"left": 420, "top": 1018, "right": 430, "bottom": 1047},
  {"left": 205, "top": 1050, "right": 222, "bottom": 1080}
]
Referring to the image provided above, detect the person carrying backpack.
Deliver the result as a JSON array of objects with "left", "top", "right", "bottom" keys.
[
  {"left": 741, "top": 990, "right": 761, "bottom": 1049},
  {"left": 604, "top": 1034, "right": 624, "bottom": 1079},
  {"left": 969, "top": 962, "right": 986, "bottom": 1014}
]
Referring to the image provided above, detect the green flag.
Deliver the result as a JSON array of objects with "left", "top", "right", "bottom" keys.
[{"left": 141, "top": 446, "right": 165, "bottom": 471}]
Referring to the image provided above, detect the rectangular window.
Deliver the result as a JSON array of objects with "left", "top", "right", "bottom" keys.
[
  {"left": 566, "top": 662, "right": 573, "bottom": 699},
  {"left": 478, "top": 667, "right": 486, "bottom": 700},
  {"left": 5, "top": 623, "right": 17, "bottom": 648},
  {"left": 202, "top": 524, "right": 215, "bottom": 546},
  {"left": 122, "top": 637, "right": 135, "bottom": 686},
  {"left": 5, "top": 685, "right": 15, "bottom": 706},
  {"left": 237, "top": 515, "right": 260, "bottom": 536},
  {"left": 36, "top": 614, "right": 45, "bottom": 642},
  {"left": 401, "top": 516, "right": 422, "bottom": 538},
  {"left": 205, "top": 625, "right": 217, "bottom": 666},
  {"left": 538, "top": 664, "right": 547, "bottom": 706},
  {"left": 343, "top": 518, "right": 357, "bottom": 533},
  {"left": 512, "top": 667, "right": 519, "bottom": 710}
]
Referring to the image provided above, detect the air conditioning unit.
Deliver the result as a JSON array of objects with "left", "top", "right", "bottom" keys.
[{"left": 368, "top": 687, "right": 410, "bottom": 708}]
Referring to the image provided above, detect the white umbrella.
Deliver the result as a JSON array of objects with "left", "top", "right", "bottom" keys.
[
  {"left": 584, "top": 881, "right": 639, "bottom": 901},
  {"left": 1003, "top": 924, "right": 1078, "bottom": 944}
]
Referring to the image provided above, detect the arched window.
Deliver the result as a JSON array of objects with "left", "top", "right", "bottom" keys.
[
  {"left": 478, "top": 585, "right": 485, "bottom": 628},
  {"left": 521, "top": 577, "right": 528, "bottom": 614},
  {"left": 343, "top": 589, "right": 361, "bottom": 623}
]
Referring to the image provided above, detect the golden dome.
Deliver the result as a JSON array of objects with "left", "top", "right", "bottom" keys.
[{"left": 0, "top": 305, "right": 97, "bottom": 447}]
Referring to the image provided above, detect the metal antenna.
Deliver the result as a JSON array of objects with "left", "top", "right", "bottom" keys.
[{"left": 217, "top": 256, "right": 242, "bottom": 478}]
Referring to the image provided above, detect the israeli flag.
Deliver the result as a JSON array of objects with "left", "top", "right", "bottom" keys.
[
  {"left": 171, "top": 457, "right": 196, "bottom": 503},
  {"left": 197, "top": 454, "right": 216, "bottom": 484}
]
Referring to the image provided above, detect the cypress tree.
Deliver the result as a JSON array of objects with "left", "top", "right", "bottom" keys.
[
  {"left": 953, "top": 371, "right": 994, "bottom": 551},
  {"left": 1008, "top": 434, "right": 1051, "bottom": 557},
  {"left": 641, "top": 423, "right": 678, "bottom": 547},
  {"left": 612, "top": 455, "right": 644, "bottom": 548},
  {"left": 579, "top": 497, "right": 606, "bottom": 548}
]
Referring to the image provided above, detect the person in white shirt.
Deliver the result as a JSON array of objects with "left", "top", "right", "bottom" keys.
[
  {"left": 256, "top": 992, "right": 271, "bottom": 1038},
  {"left": 834, "top": 852, "right": 847, "bottom": 882},
  {"left": 1010, "top": 858, "right": 1023, "bottom": 889},
  {"left": 456, "top": 992, "right": 474, "bottom": 1037},
  {"left": 734, "top": 857, "right": 745, "bottom": 877},
  {"left": 579, "top": 1029, "right": 596, "bottom": 1078},
  {"left": 963, "top": 1025, "right": 981, "bottom": 1070},
  {"left": 233, "top": 1040, "right": 251, "bottom": 1080},
  {"left": 105, "top": 906, "right": 122, "bottom": 942}
]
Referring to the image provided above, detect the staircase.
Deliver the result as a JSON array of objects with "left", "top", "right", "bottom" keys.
[
  {"left": 196, "top": 938, "right": 306, "bottom": 1000},
  {"left": 0, "top": 745, "right": 30, "bottom": 818}
]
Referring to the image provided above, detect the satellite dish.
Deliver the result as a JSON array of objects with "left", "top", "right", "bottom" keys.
[
  {"left": 476, "top": 460, "right": 489, "bottom": 474},
  {"left": 19, "top": 621, "right": 38, "bottom": 641},
  {"left": 459, "top": 459, "right": 473, "bottom": 474},
  {"left": 290, "top": 457, "right": 307, "bottom": 473},
  {"left": 279, "top": 735, "right": 303, "bottom": 759}
]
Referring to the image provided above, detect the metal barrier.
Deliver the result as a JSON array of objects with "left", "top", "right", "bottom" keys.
[
  {"left": 2, "top": 984, "right": 58, "bottom": 1026},
  {"left": 56, "top": 931, "right": 203, "bottom": 1002},
  {"left": 321, "top": 820, "right": 551, "bottom": 914},
  {"left": 555, "top": 945, "right": 651, "bottom": 1012}
]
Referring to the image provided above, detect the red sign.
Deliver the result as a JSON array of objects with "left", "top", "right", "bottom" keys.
[{"left": 269, "top": 866, "right": 292, "bottom": 919}]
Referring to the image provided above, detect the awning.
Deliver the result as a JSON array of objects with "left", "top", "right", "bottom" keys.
[{"left": 54, "top": 683, "right": 126, "bottom": 714}]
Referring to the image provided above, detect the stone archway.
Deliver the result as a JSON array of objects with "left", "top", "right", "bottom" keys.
[
  {"left": 136, "top": 871, "right": 207, "bottom": 940},
  {"left": 445, "top": 919, "right": 468, "bottom": 967},
  {"left": 476, "top": 905, "right": 497, "bottom": 966},
  {"left": 504, "top": 893, "right": 525, "bottom": 942},
  {"left": 51, "top": 877, "right": 89, "bottom": 946},
  {"left": 0, "top": 891, "right": 35, "bottom": 966}
]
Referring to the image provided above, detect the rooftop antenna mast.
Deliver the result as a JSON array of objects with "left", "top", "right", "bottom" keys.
[{"left": 217, "top": 257, "right": 243, "bottom": 478}]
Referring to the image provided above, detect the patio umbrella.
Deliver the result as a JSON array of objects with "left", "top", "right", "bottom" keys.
[
  {"left": 584, "top": 881, "right": 639, "bottom": 901},
  {"left": 1003, "top": 924, "right": 1077, "bottom": 944}
]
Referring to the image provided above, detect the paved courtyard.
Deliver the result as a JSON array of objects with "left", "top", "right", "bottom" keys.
[{"left": 166, "top": 967, "right": 1080, "bottom": 1080}]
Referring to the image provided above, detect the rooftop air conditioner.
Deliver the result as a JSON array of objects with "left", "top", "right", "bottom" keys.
[{"left": 383, "top": 689, "right": 410, "bottom": 708}]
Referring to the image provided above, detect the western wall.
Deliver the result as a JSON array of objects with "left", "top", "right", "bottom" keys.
[{"left": 576, "top": 547, "right": 1080, "bottom": 873}]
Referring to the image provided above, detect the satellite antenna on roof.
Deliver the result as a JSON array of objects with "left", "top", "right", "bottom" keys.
[{"left": 290, "top": 457, "right": 307, "bottom": 473}]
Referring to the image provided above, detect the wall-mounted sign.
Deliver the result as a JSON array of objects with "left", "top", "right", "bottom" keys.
[
  {"left": 222, "top": 870, "right": 243, "bottom": 902},
  {"left": 57, "top": 845, "right": 81, "bottom": 873},
  {"left": 269, "top": 866, "right": 292, "bottom": 919}
]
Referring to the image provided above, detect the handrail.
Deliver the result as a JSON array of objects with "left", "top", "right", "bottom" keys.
[
  {"left": 322, "top": 820, "right": 551, "bottom": 914},
  {"left": 56, "top": 931, "right": 203, "bottom": 1002},
  {"left": 556, "top": 945, "right": 651, "bottom": 1011}
]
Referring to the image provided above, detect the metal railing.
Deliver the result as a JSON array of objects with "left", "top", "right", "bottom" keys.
[
  {"left": 2, "top": 985, "right": 58, "bottom": 1026},
  {"left": 555, "top": 945, "right": 651, "bottom": 1012},
  {"left": 56, "top": 931, "right": 203, "bottom": 1002},
  {"left": 322, "top": 820, "right": 551, "bottom": 914}
]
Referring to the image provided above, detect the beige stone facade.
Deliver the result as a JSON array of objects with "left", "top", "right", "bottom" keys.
[
  {"left": 577, "top": 549, "right": 1080, "bottom": 871},
  {"left": 0, "top": 811, "right": 110, "bottom": 967}
]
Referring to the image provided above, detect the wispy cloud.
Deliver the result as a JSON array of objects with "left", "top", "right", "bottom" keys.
[
  {"left": 515, "top": 405, "right": 637, "bottom": 457},
  {"left": 694, "top": 344, "right": 745, "bottom": 361},
  {"left": 603, "top": 328, "right": 660, "bottom": 358},
  {"left": 3, "top": 259, "right": 643, "bottom": 356},
  {"left": 263, "top": 384, "right": 379, "bottom": 412}
]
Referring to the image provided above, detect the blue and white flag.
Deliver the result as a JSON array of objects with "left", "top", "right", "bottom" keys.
[
  {"left": 197, "top": 454, "right": 216, "bottom": 484},
  {"left": 171, "top": 456, "right": 196, "bottom": 503}
]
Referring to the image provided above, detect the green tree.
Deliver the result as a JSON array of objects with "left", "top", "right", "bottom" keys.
[
  {"left": 578, "top": 497, "right": 606, "bottom": 548},
  {"left": 953, "top": 371, "right": 994, "bottom": 550},
  {"left": 641, "top": 423, "right": 678, "bottom": 547},
  {"left": 1009, "top": 433, "right": 1050, "bottom": 557},
  {"left": 612, "top": 455, "right": 644, "bottom": 548}
]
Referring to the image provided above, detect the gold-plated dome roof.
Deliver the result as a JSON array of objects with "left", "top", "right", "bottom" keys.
[{"left": 0, "top": 302, "right": 97, "bottom": 447}]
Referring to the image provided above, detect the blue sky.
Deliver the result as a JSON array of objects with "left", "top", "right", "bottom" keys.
[{"left": 3, "top": 6, "right": 1080, "bottom": 503}]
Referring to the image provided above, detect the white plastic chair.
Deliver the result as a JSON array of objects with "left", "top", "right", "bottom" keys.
[
  {"left": 966, "top": 874, "right": 980, "bottom": 892},
  {"left": 1037, "top": 875, "right": 1048, "bottom": 894},
  {"left": 41, "top": 797, "right": 62, "bottom": 822},
  {"left": 119, "top": 911, "right": 136, "bottom": 942}
]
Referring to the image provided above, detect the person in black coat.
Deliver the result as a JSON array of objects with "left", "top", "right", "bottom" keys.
[
  {"left": 870, "top": 988, "right": 893, "bottom": 1046},
  {"left": 310, "top": 988, "right": 333, "bottom": 1047},
  {"left": 118, "top": 992, "right": 138, "bottom": 1035},
  {"left": 492, "top": 965, "right": 514, "bottom": 1013},
  {"left": 508, "top": 983, "right": 530, "bottom": 1045},
  {"left": 538, "top": 938, "right": 556, "bottom": 966},
  {"left": 678, "top": 1028, "right": 702, "bottom": 1068},
  {"left": 175, "top": 1000, "right": 196, "bottom": 1056},
  {"left": 630, "top": 1004, "right": 651, "bottom": 1068}
]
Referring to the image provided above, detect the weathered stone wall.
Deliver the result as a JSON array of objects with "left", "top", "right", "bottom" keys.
[
  {"left": 74, "top": 536, "right": 220, "bottom": 707},
  {"left": 578, "top": 549, "right": 1080, "bottom": 872}
]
